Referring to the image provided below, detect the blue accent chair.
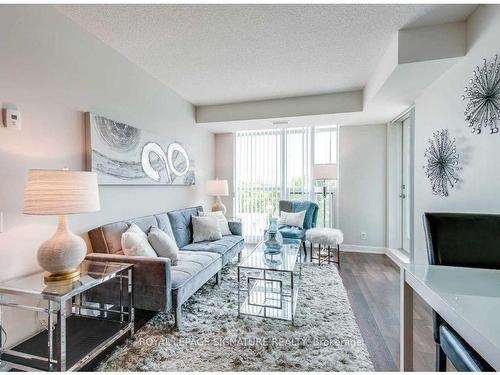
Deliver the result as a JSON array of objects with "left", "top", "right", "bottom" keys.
[{"left": 278, "top": 200, "right": 319, "bottom": 254}]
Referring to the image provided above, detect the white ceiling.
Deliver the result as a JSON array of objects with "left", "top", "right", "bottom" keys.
[{"left": 55, "top": 4, "right": 477, "bottom": 106}]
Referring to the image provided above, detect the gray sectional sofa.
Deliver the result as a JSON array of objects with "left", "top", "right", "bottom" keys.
[{"left": 86, "top": 206, "right": 244, "bottom": 328}]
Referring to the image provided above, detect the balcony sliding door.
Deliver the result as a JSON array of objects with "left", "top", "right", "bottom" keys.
[{"left": 235, "top": 126, "right": 337, "bottom": 242}]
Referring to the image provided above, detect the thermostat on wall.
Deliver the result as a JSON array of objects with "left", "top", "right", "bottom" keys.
[{"left": 3, "top": 109, "right": 22, "bottom": 130}]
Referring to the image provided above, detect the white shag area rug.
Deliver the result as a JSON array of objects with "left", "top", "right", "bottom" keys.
[{"left": 98, "top": 264, "right": 373, "bottom": 372}]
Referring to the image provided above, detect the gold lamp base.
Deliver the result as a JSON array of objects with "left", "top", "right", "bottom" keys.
[{"left": 44, "top": 269, "right": 80, "bottom": 282}]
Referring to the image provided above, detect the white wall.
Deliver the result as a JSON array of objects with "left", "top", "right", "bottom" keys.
[
  {"left": 0, "top": 4, "right": 214, "bottom": 343},
  {"left": 339, "top": 124, "right": 387, "bottom": 249},
  {"left": 214, "top": 133, "right": 234, "bottom": 216},
  {"left": 413, "top": 4, "right": 500, "bottom": 264},
  {"left": 0, "top": 4, "right": 215, "bottom": 346}
]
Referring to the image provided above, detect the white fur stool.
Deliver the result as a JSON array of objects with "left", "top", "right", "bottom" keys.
[{"left": 305, "top": 228, "right": 344, "bottom": 267}]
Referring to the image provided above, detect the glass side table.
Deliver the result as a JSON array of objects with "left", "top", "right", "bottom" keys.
[
  {"left": 0, "top": 260, "right": 134, "bottom": 372},
  {"left": 237, "top": 240, "right": 302, "bottom": 325}
]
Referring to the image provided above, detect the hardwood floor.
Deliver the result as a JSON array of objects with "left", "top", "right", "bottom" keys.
[
  {"left": 242, "top": 243, "right": 446, "bottom": 371},
  {"left": 242, "top": 244, "right": 449, "bottom": 371},
  {"left": 339, "top": 252, "right": 456, "bottom": 372}
]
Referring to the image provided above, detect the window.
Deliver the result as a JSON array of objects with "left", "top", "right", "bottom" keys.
[
  {"left": 235, "top": 126, "right": 337, "bottom": 242},
  {"left": 285, "top": 127, "right": 312, "bottom": 201},
  {"left": 313, "top": 126, "right": 338, "bottom": 228},
  {"left": 314, "top": 126, "right": 337, "bottom": 164}
]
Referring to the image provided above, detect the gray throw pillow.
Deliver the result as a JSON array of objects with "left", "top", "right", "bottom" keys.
[
  {"left": 148, "top": 227, "right": 179, "bottom": 264},
  {"left": 191, "top": 215, "right": 222, "bottom": 243}
]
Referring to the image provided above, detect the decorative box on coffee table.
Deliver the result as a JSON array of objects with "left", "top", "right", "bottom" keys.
[{"left": 0, "top": 261, "right": 133, "bottom": 372}]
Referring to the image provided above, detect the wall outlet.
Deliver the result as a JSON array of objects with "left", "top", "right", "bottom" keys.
[{"left": 360, "top": 231, "right": 367, "bottom": 240}]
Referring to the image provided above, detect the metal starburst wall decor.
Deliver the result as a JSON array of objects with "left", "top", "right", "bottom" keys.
[
  {"left": 462, "top": 54, "right": 500, "bottom": 134},
  {"left": 423, "top": 129, "right": 460, "bottom": 196}
]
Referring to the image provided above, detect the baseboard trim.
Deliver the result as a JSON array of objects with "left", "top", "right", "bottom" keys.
[
  {"left": 340, "top": 244, "right": 386, "bottom": 254},
  {"left": 341, "top": 245, "right": 410, "bottom": 267}
]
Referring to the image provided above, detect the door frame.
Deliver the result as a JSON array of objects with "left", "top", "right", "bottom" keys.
[{"left": 387, "top": 107, "right": 415, "bottom": 263}]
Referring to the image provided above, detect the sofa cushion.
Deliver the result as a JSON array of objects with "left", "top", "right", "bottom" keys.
[
  {"left": 181, "top": 235, "right": 243, "bottom": 254},
  {"left": 98, "top": 215, "right": 158, "bottom": 254},
  {"left": 129, "top": 216, "right": 158, "bottom": 233},
  {"left": 100, "top": 221, "right": 128, "bottom": 254},
  {"left": 171, "top": 251, "right": 221, "bottom": 290},
  {"left": 279, "top": 225, "right": 306, "bottom": 240},
  {"left": 181, "top": 235, "right": 244, "bottom": 265},
  {"left": 155, "top": 213, "right": 175, "bottom": 239},
  {"left": 167, "top": 206, "right": 203, "bottom": 248}
]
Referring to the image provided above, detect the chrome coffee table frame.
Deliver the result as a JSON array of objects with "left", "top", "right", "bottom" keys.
[{"left": 237, "top": 240, "right": 302, "bottom": 325}]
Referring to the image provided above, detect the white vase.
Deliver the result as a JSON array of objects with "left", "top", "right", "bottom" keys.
[{"left": 37, "top": 215, "right": 86, "bottom": 281}]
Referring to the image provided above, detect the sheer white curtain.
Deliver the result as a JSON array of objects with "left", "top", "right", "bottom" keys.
[
  {"left": 235, "top": 129, "right": 282, "bottom": 243},
  {"left": 235, "top": 127, "right": 313, "bottom": 242},
  {"left": 284, "top": 127, "right": 312, "bottom": 201}
]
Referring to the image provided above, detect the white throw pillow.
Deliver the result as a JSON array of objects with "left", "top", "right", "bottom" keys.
[
  {"left": 121, "top": 226, "right": 157, "bottom": 258},
  {"left": 199, "top": 211, "right": 231, "bottom": 236},
  {"left": 191, "top": 215, "right": 222, "bottom": 243},
  {"left": 127, "top": 223, "right": 148, "bottom": 239},
  {"left": 278, "top": 210, "right": 307, "bottom": 228},
  {"left": 148, "top": 227, "right": 179, "bottom": 264}
]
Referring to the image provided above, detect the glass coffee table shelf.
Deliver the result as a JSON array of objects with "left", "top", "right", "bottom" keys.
[{"left": 237, "top": 240, "right": 301, "bottom": 324}]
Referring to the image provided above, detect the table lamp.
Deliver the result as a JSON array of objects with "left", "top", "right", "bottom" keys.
[
  {"left": 24, "top": 169, "right": 100, "bottom": 281},
  {"left": 207, "top": 179, "right": 229, "bottom": 214},
  {"left": 313, "top": 163, "right": 337, "bottom": 227}
]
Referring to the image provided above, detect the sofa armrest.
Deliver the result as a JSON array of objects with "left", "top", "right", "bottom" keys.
[
  {"left": 85, "top": 253, "right": 172, "bottom": 311},
  {"left": 228, "top": 220, "right": 242, "bottom": 236}
]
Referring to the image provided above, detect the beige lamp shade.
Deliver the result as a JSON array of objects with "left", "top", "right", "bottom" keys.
[
  {"left": 313, "top": 163, "right": 337, "bottom": 180},
  {"left": 24, "top": 169, "right": 100, "bottom": 215},
  {"left": 206, "top": 179, "right": 229, "bottom": 196}
]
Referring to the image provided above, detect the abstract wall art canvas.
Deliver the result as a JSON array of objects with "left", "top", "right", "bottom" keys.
[{"left": 85, "top": 113, "right": 195, "bottom": 186}]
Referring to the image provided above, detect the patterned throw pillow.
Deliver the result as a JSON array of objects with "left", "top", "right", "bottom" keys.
[
  {"left": 199, "top": 211, "right": 231, "bottom": 236},
  {"left": 191, "top": 215, "right": 223, "bottom": 243}
]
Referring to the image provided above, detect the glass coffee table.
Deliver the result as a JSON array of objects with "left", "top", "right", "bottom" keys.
[{"left": 237, "top": 240, "right": 302, "bottom": 324}]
